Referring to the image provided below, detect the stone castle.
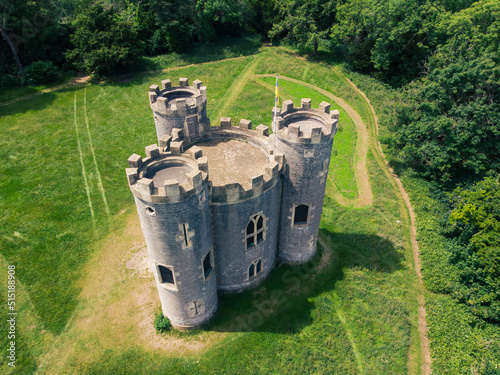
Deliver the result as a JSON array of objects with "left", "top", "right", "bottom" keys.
[{"left": 126, "top": 78, "right": 338, "bottom": 330}]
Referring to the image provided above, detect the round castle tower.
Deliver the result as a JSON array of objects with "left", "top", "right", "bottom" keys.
[
  {"left": 274, "top": 99, "right": 339, "bottom": 264},
  {"left": 148, "top": 78, "right": 210, "bottom": 144},
  {"left": 126, "top": 143, "right": 217, "bottom": 330}
]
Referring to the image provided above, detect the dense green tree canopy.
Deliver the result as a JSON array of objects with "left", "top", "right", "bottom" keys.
[
  {"left": 332, "top": 0, "right": 446, "bottom": 82},
  {"left": 449, "top": 176, "right": 500, "bottom": 322},
  {"left": 270, "top": 0, "right": 336, "bottom": 55},
  {"left": 196, "top": 0, "right": 250, "bottom": 42},
  {"left": 148, "top": 0, "right": 197, "bottom": 52},
  {"left": 65, "top": 1, "right": 143, "bottom": 75},
  {"left": 0, "top": 0, "right": 69, "bottom": 77},
  {"left": 386, "top": 0, "right": 500, "bottom": 182}
]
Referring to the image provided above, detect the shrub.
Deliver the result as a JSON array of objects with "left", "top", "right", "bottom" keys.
[
  {"left": 154, "top": 313, "right": 171, "bottom": 332},
  {"left": 25, "top": 61, "right": 59, "bottom": 85},
  {"left": 1, "top": 74, "right": 22, "bottom": 88}
]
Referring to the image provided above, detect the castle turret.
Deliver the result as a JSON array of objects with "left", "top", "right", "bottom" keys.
[
  {"left": 126, "top": 143, "right": 217, "bottom": 330},
  {"left": 275, "top": 99, "right": 339, "bottom": 264},
  {"left": 148, "top": 78, "right": 210, "bottom": 143}
]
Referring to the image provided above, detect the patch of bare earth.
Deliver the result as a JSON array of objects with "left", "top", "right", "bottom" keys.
[{"left": 70, "top": 74, "right": 91, "bottom": 85}]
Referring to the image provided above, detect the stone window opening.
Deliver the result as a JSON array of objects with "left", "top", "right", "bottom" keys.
[
  {"left": 245, "top": 213, "right": 266, "bottom": 249},
  {"left": 202, "top": 250, "right": 213, "bottom": 280},
  {"left": 157, "top": 264, "right": 175, "bottom": 285},
  {"left": 248, "top": 259, "right": 263, "bottom": 278},
  {"left": 293, "top": 204, "right": 310, "bottom": 226},
  {"left": 182, "top": 224, "right": 189, "bottom": 247},
  {"left": 145, "top": 206, "right": 155, "bottom": 216}
]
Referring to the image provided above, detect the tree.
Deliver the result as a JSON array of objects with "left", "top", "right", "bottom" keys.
[
  {"left": 386, "top": 0, "right": 500, "bottom": 182},
  {"left": 269, "top": 0, "right": 336, "bottom": 56},
  {"left": 449, "top": 175, "right": 500, "bottom": 322},
  {"left": 247, "top": 0, "right": 279, "bottom": 36},
  {"left": 196, "top": 0, "right": 250, "bottom": 42},
  {"left": 148, "top": 0, "right": 197, "bottom": 53},
  {"left": 0, "top": 0, "right": 69, "bottom": 78},
  {"left": 66, "top": 1, "right": 143, "bottom": 75},
  {"left": 0, "top": 14, "right": 25, "bottom": 77},
  {"left": 332, "top": 0, "right": 446, "bottom": 82}
]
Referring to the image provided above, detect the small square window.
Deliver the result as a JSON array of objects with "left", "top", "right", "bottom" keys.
[
  {"left": 248, "top": 259, "right": 263, "bottom": 279},
  {"left": 158, "top": 265, "right": 174, "bottom": 284},
  {"left": 293, "top": 204, "right": 309, "bottom": 225}
]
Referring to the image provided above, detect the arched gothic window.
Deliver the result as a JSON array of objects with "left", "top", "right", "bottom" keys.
[
  {"left": 248, "top": 259, "right": 262, "bottom": 278},
  {"left": 245, "top": 213, "right": 266, "bottom": 249}
]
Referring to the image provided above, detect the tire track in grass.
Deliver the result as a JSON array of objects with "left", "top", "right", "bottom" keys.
[
  {"left": 331, "top": 293, "right": 365, "bottom": 375},
  {"left": 74, "top": 91, "right": 95, "bottom": 227},
  {"left": 84, "top": 88, "right": 111, "bottom": 219}
]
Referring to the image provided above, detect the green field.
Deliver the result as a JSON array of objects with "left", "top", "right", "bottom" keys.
[{"left": 1, "top": 46, "right": 423, "bottom": 374}]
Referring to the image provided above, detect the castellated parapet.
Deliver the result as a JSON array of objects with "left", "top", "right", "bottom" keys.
[
  {"left": 127, "top": 78, "right": 338, "bottom": 329},
  {"left": 149, "top": 78, "right": 210, "bottom": 144}
]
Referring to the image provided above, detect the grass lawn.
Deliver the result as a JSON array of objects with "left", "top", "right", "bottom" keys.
[{"left": 0, "top": 45, "right": 422, "bottom": 374}]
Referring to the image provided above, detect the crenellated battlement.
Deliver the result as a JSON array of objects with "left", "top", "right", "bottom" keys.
[
  {"left": 148, "top": 78, "right": 207, "bottom": 117},
  {"left": 274, "top": 99, "right": 339, "bottom": 144},
  {"left": 126, "top": 144, "right": 208, "bottom": 204},
  {"left": 210, "top": 153, "right": 283, "bottom": 204}
]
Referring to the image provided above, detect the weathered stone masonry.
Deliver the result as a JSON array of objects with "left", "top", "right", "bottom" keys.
[{"left": 127, "top": 78, "right": 339, "bottom": 330}]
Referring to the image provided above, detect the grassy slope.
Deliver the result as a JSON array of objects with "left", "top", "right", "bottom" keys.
[
  {"left": 345, "top": 68, "right": 500, "bottom": 374},
  {"left": 1, "top": 46, "right": 420, "bottom": 374}
]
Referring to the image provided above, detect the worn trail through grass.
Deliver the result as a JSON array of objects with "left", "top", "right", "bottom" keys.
[{"left": 210, "top": 55, "right": 262, "bottom": 122}]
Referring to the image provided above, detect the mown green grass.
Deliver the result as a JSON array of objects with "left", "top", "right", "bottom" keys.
[
  {"left": 0, "top": 46, "right": 419, "bottom": 374},
  {"left": 137, "top": 35, "right": 263, "bottom": 73}
]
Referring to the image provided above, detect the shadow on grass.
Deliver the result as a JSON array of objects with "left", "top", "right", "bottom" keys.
[
  {"left": 128, "top": 35, "right": 263, "bottom": 74},
  {"left": 207, "top": 230, "right": 403, "bottom": 334},
  {"left": 0, "top": 90, "right": 58, "bottom": 116}
]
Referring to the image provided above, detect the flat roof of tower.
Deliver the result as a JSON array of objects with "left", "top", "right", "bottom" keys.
[
  {"left": 285, "top": 116, "right": 325, "bottom": 131},
  {"left": 143, "top": 161, "right": 194, "bottom": 187},
  {"left": 163, "top": 89, "right": 196, "bottom": 108},
  {"left": 195, "top": 139, "right": 269, "bottom": 189}
]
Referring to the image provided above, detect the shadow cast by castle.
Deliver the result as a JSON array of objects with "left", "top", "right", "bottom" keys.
[{"left": 207, "top": 231, "right": 403, "bottom": 334}]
